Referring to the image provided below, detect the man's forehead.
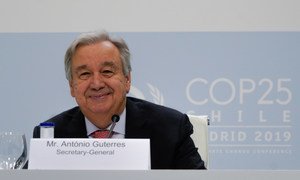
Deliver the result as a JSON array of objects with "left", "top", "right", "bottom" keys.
[{"left": 73, "top": 60, "right": 117, "bottom": 70}]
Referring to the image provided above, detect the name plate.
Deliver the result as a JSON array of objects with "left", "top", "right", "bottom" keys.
[{"left": 28, "top": 138, "right": 150, "bottom": 170}]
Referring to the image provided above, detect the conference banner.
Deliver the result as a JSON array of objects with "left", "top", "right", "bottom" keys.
[{"left": 0, "top": 32, "right": 299, "bottom": 169}]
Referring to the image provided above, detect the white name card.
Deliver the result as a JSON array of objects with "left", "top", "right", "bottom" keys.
[{"left": 28, "top": 138, "right": 150, "bottom": 170}]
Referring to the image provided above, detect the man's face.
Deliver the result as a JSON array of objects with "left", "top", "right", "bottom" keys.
[{"left": 69, "top": 41, "right": 131, "bottom": 122}]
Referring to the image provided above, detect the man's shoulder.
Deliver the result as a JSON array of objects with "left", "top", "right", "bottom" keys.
[
  {"left": 127, "top": 96, "right": 173, "bottom": 110},
  {"left": 126, "top": 97, "right": 186, "bottom": 119},
  {"left": 45, "top": 106, "right": 82, "bottom": 124}
]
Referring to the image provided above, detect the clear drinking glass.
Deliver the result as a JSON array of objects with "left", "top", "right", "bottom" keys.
[{"left": 0, "top": 132, "right": 27, "bottom": 169}]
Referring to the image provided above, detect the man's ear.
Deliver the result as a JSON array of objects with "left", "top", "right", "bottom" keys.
[
  {"left": 69, "top": 80, "right": 75, "bottom": 97},
  {"left": 125, "top": 73, "right": 131, "bottom": 93}
]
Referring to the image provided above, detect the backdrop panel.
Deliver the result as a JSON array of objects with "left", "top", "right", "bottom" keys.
[{"left": 0, "top": 32, "right": 299, "bottom": 169}]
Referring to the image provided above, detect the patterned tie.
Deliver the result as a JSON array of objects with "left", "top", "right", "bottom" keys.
[{"left": 92, "top": 130, "right": 111, "bottom": 138}]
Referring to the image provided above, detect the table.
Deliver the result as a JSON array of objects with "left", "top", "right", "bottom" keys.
[{"left": 1, "top": 170, "right": 300, "bottom": 180}]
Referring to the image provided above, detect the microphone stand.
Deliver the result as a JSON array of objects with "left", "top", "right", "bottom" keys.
[{"left": 107, "top": 115, "right": 120, "bottom": 138}]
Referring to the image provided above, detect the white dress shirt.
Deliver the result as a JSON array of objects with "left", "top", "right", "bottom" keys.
[{"left": 85, "top": 109, "right": 126, "bottom": 139}]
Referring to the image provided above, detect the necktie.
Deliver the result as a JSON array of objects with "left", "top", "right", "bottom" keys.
[{"left": 92, "top": 130, "right": 111, "bottom": 138}]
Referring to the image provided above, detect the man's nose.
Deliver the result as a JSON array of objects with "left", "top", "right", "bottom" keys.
[{"left": 90, "top": 73, "right": 105, "bottom": 90}]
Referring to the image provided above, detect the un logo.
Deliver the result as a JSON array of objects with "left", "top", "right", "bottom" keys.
[{"left": 129, "top": 83, "right": 164, "bottom": 105}]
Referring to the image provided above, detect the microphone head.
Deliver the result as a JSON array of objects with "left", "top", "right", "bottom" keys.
[{"left": 111, "top": 114, "right": 120, "bottom": 123}]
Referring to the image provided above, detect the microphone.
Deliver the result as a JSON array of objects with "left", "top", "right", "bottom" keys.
[{"left": 106, "top": 114, "right": 120, "bottom": 138}]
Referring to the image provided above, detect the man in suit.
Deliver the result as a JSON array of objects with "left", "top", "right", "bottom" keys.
[{"left": 33, "top": 31, "right": 205, "bottom": 169}]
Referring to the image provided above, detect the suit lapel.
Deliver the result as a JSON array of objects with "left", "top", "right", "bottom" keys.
[
  {"left": 65, "top": 108, "right": 88, "bottom": 138},
  {"left": 125, "top": 97, "right": 151, "bottom": 138}
]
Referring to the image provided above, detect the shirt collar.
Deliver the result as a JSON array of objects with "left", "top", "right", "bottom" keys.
[{"left": 85, "top": 109, "right": 126, "bottom": 137}]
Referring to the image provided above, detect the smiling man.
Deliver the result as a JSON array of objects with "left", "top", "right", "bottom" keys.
[
  {"left": 70, "top": 40, "right": 130, "bottom": 129},
  {"left": 33, "top": 31, "right": 206, "bottom": 169}
]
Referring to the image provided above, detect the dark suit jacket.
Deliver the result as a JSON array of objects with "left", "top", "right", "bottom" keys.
[{"left": 33, "top": 97, "right": 205, "bottom": 169}]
